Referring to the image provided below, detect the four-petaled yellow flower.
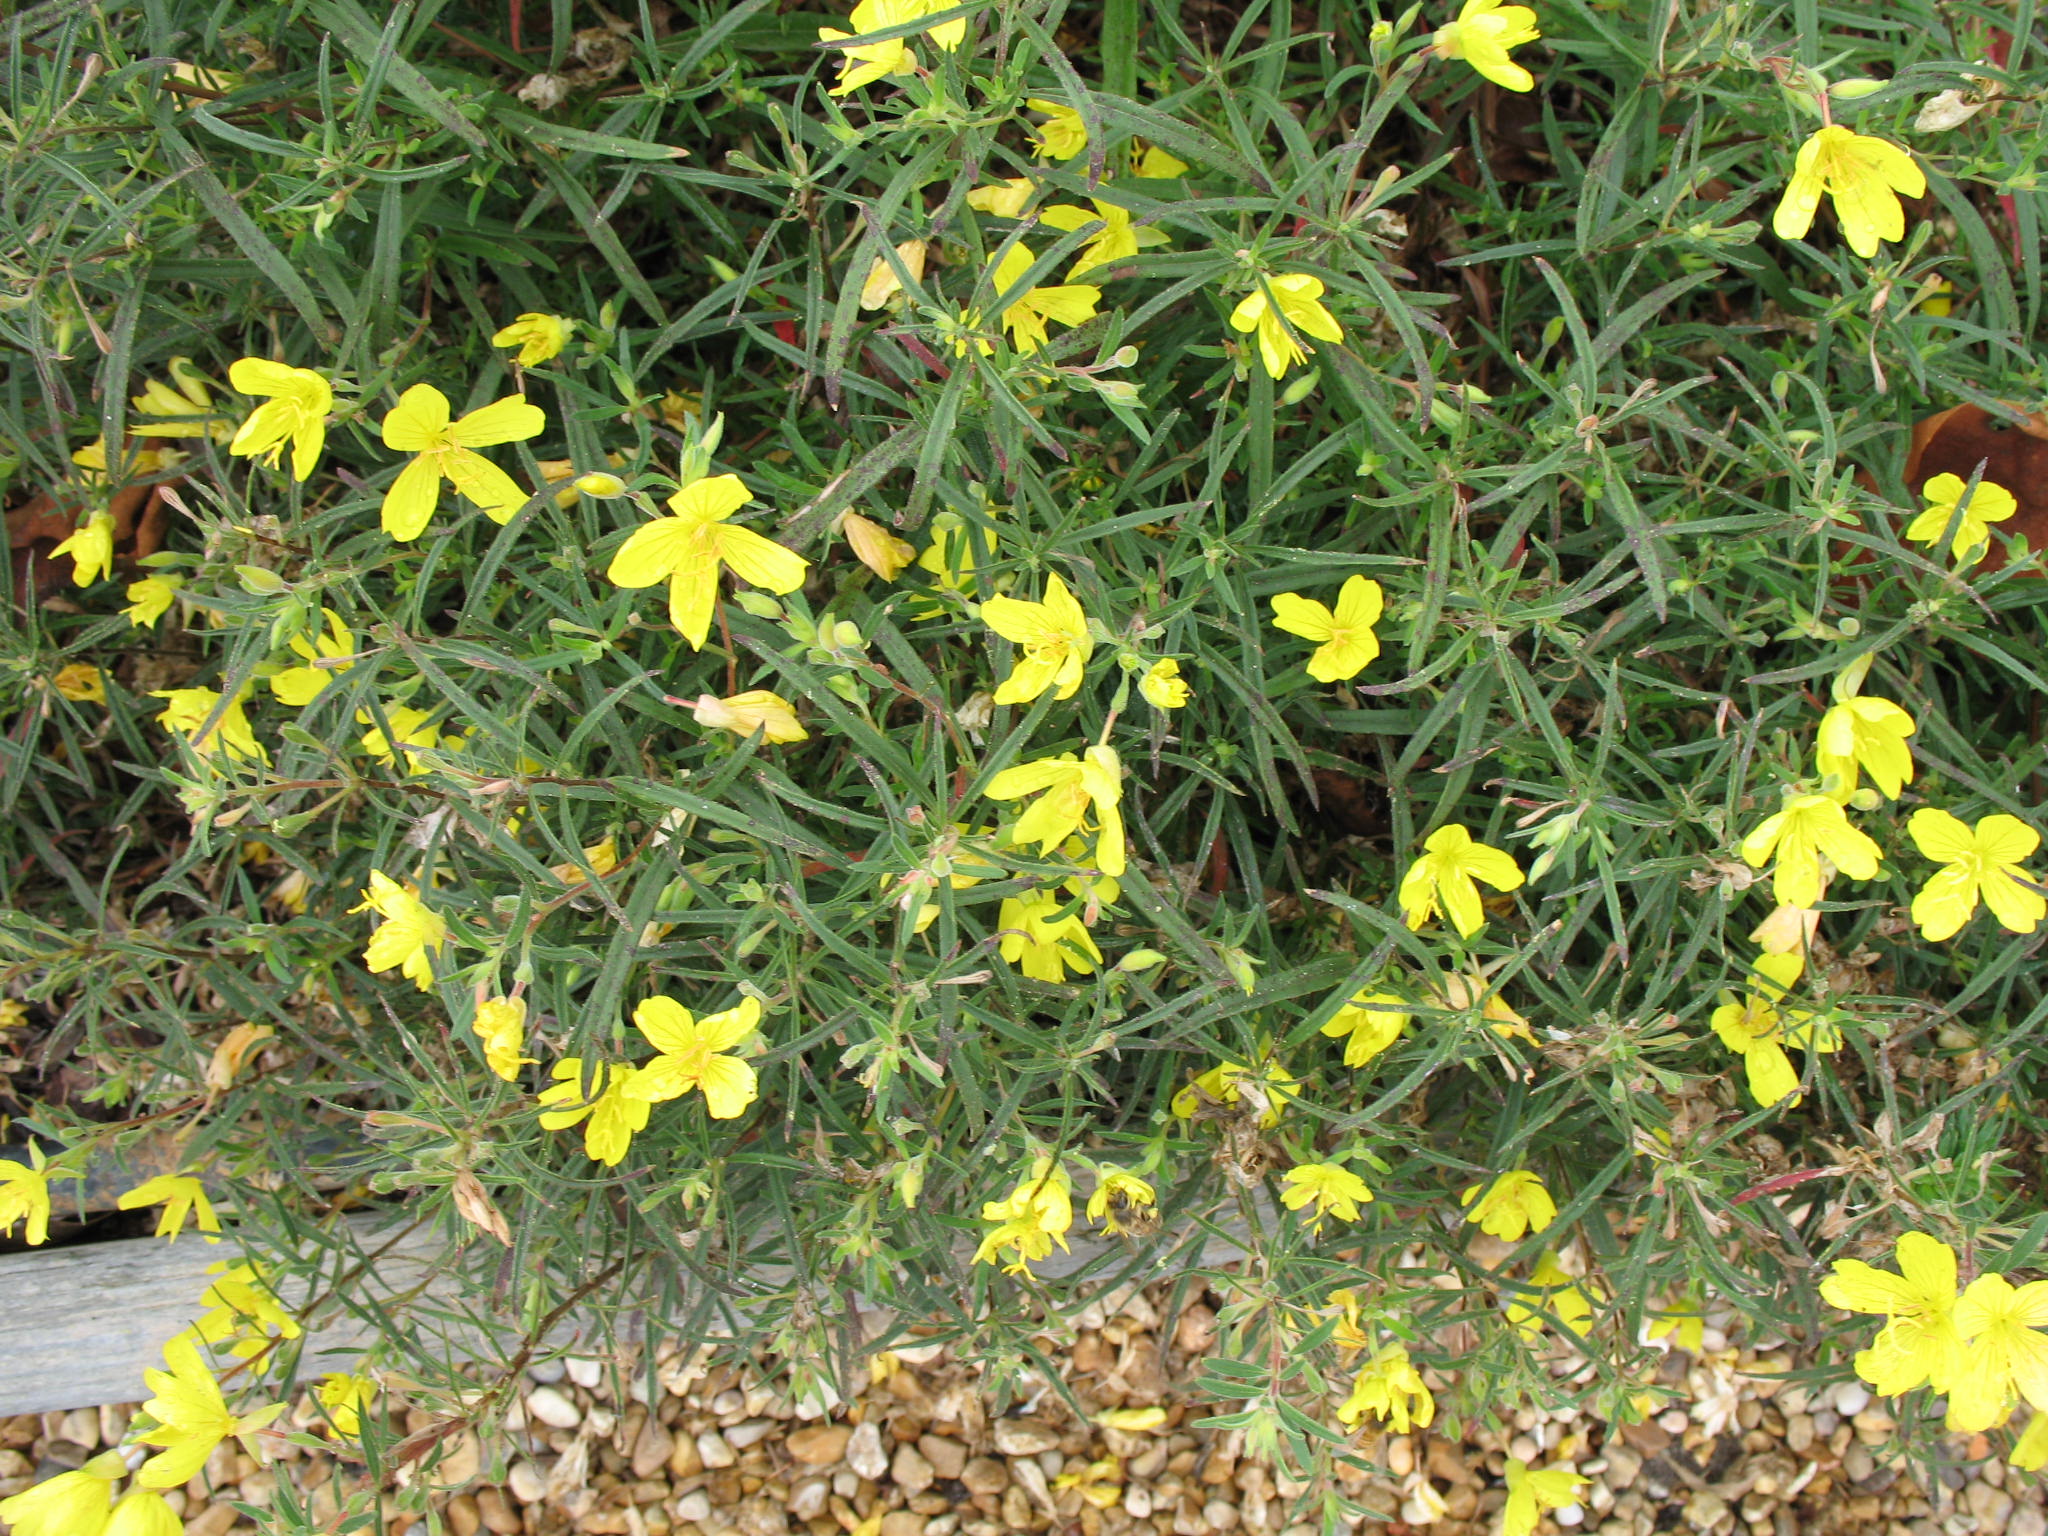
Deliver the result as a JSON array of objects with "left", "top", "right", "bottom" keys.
[
  {"left": 1170, "top": 1059, "right": 1297, "bottom": 1126},
  {"left": 1816, "top": 696, "right": 1915, "bottom": 800},
  {"left": 1270, "top": 574, "right": 1383, "bottom": 682},
  {"left": 1501, "top": 1458, "right": 1587, "bottom": 1536},
  {"left": 152, "top": 686, "right": 267, "bottom": 764},
  {"left": 1432, "top": 0, "right": 1542, "bottom": 91},
  {"left": 1026, "top": 98, "right": 1087, "bottom": 160},
  {"left": 492, "top": 312, "right": 571, "bottom": 366},
  {"left": 983, "top": 245, "right": 1101, "bottom": 354},
  {"left": 1085, "top": 1167, "right": 1156, "bottom": 1234},
  {"left": 1399, "top": 823, "right": 1525, "bottom": 938},
  {"left": 269, "top": 609, "right": 357, "bottom": 707},
  {"left": 1281, "top": 1161, "right": 1374, "bottom": 1232},
  {"left": 998, "top": 887, "right": 1104, "bottom": 982},
  {"left": 1739, "top": 793, "right": 1883, "bottom": 910},
  {"left": 50, "top": 510, "right": 114, "bottom": 587},
  {"left": 818, "top": 0, "right": 961, "bottom": 95},
  {"left": 1906, "top": 472, "right": 2019, "bottom": 565},
  {"left": 132, "top": 357, "right": 231, "bottom": 441},
  {"left": 1949, "top": 1271, "right": 2048, "bottom": 1432},
  {"left": 358, "top": 704, "right": 443, "bottom": 775},
  {"left": 1039, "top": 198, "right": 1170, "bottom": 276},
  {"left": 1139, "top": 657, "right": 1191, "bottom": 709},
  {"left": 1321, "top": 990, "right": 1409, "bottom": 1069},
  {"left": 0, "top": 1144, "right": 60, "bottom": 1246},
  {"left": 351, "top": 869, "right": 448, "bottom": 992},
  {"left": 473, "top": 995, "right": 533, "bottom": 1081},
  {"left": 1336, "top": 1344, "right": 1435, "bottom": 1431},
  {"left": 118, "top": 1175, "right": 221, "bottom": 1242},
  {"left": 624, "top": 994, "right": 762, "bottom": 1119},
  {"left": 379, "top": 385, "right": 545, "bottom": 541},
  {"left": 1230, "top": 274, "right": 1344, "bottom": 380},
  {"left": 134, "top": 1335, "right": 285, "bottom": 1488},
  {"left": 693, "top": 690, "right": 809, "bottom": 743},
  {"left": 0, "top": 1450, "right": 124, "bottom": 1536},
  {"left": 537, "top": 1058, "right": 652, "bottom": 1166},
  {"left": 1821, "top": 1231, "right": 1965, "bottom": 1398},
  {"left": 227, "top": 358, "right": 332, "bottom": 480},
  {"left": 1461, "top": 1169, "right": 1557, "bottom": 1243},
  {"left": 1773, "top": 126, "right": 1927, "bottom": 260},
  {"left": 974, "top": 1157, "right": 1073, "bottom": 1273},
  {"left": 124, "top": 574, "right": 183, "bottom": 628},
  {"left": 1508, "top": 1251, "right": 1597, "bottom": 1338},
  {"left": 316, "top": 1372, "right": 377, "bottom": 1438},
  {"left": 1908, "top": 808, "right": 2046, "bottom": 941},
  {"left": 606, "top": 473, "right": 810, "bottom": 649},
  {"left": 986, "top": 745, "right": 1125, "bottom": 875},
  {"left": 1710, "top": 950, "right": 1818, "bottom": 1107},
  {"left": 981, "top": 569, "right": 1093, "bottom": 702}
]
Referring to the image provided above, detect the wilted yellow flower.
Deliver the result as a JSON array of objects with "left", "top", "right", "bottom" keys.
[
  {"left": 1230, "top": 273, "right": 1343, "bottom": 379},
  {"left": 1039, "top": 198, "right": 1169, "bottom": 276},
  {"left": 1270, "top": 574, "right": 1382, "bottom": 681},
  {"left": 379, "top": 385, "right": 545, "bottom": 541},
  {"left": 1281, "top": 1161, "right": 1373, "bottom": 1233},
  {"left": 350, "top": 868, "right": 448, "bottom": 991},
  {"left": 1774, "top": 126, "right": 1926, "bottom": 259},
  {"left": 1170, "top": 1059, "right": 1297, "bottom": 1126},
  {"left": 1739, "top": 793, "right": 1882, "bottom": 909},
  {"left": 117, "top": 1175, "right": 221, "bottom": 1242},
  {"left": 1321, "top": 990, "right": 1409, "bottom": 1068},
  {"left": 52, "top": 663, "right": 105, "bottom": 703},
  {"left": 841, "top": 511, "right": 917, "bottom": 579},
  {"left": 1052, "top": 1458, "right": 1122, "bottom": 1509},
  {"left": 998, "top": 887, "right": 1103, "bottom": 982},
  {"left": 1139, "top": 657, "right": 1190, "bottom": 709},
  {"left": 1399, "top": 823, "right": 1525, "bottom": 938},
  {"left": 269, "top": 608, "right": 356, "bottom": 707},
  {"left": 1026, "top": 98, "right": 1087, "bottom": 159},
  {"left": 1336, "top": 1344, "right": 1434, "bottom": 1431},
  {"left": 982, "top": 570, "right": 1092, "bottom": 702},
  {"left": 858, "top": 239, "right": 929, "bottom": 309},
  {"left": 473, "top": 995, "right": 532, "bottom": 1081},
  {"left": 1432, "top": 0, "right": 1542, "bottom": 91},
  {"left": 606, "top": 473, "right": 809, "bottom": 649},
  {"left": 1906, "top": 472, "right": 2019, "bottom": 565},
  {"left": 623, "top": 994, "right": 762, "bottom": 1119},
  {"left": 152, "top": 686, "right": 267, "bottom": 764},
  {"left": 693, "top": 690, "right": 808, "bottom": 743},
  {"left": 1460, "top": 1169, "right": 1556, "bottom": 1242},
  {"left": 124, "top": 574, "right": 183, "bottom": 628},
  {"left": 537, "top": 1058, "right": 651, "bottom": 1166},
  {"left": 1432, "top": 970, "right": 1533, "bottom": 1040},
  {"left": 1816, "top": 696, "right": 1915, "bottom": 800},
  {"left": 132, "top": 357, "right": 232, "bottom": 441},
  {"left": 492, "top": 312, "right": 571, "bottom": 366},
  {"left": 1908, "top": 808, "right": 2046, "bottom": 941},
  {"left": 50, "top": 510, "right": 115, "bottom": 587},
  {"left": 228, "top": 358, "right": 331, "bottom": 480}
]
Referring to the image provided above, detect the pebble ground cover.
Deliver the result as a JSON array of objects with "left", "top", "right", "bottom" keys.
[{"left": 3, "top": 0, "right": 2048, "bottom": 1531}]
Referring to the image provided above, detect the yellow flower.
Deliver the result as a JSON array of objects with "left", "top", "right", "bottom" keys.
[
  {"left": 473, "top": 995, "right": 533, "bottom": 1081},
  {"left": 1039, "top": 198, "right": 1170, "bottom": 276},
  {"left": 152, "top": 686, "right": 267, "bottom": 764},
  {"left": 693, "top": 690, "right": 809, "bottom": 743},
  {"left": 50, "top": 510, "right": 114, "bottom": 587},
  {"left": 1321, "top": 990, "right": 1409, "bottom": 1069},
  {"left": 492, "top": 312, "right": 571, "bottom": 366},
  {"left": 1905, "top": 472, "right": 2019, "bottom": 565},
  {"left": 1335, "top": 1344, "right": 1434, "bottom": 1431},
  {"left": 974, "top": 1157, "right": 1073, "bottom": 1273},
  {"left": 350, "top": 869, "right": 448, "bottom": 991},
  {"left": 1398, "top": 823, "right": 1525, "bottom": 938},
  {"left": 625, "top": 994, "right": 762, "bottom": 1118},
  {"left": 1821, "top": 1230, "right": 1965, "bottom": 1398},
  {"left": 1270, "top": 574, "right": 1383, "bottom": 682},
  {"left": 132, "top": 357, "right": 231, "bottom": 441},
  {"left": 53, "top": 663, "right": 105, "bottom": 703},
  {"left": 0, "top": 1145, "right": 59, "bottom": 1246},
  {"left": 0, "top": 1451, "right": 124, "bottom": 1536},
  {"left": 1740, "top": 793, "right": 1883, "bottom": 909},
  {"left": 1774, "top": 126, "right": 1926, "bottom": 259},
  {"left": 841, "top": 510, "right": 917, "bottom": 579},
  {"left": 1170, "top": 1059, "right": 1298, "bottom": 1126},
  {"left": 1908, "top": 808, "right": 2046, "bottom": 941},
  {"left": 1501, "top": 1458, "right": 1587, "bottom": 1536},
  {"left": 2012, "top": 1411, "right": 2048, "bottom": 1471},
  {"left": 1710, "top": 951, "right": 1814, "bottom": 1107},
  {"left": 316, "top": 1373, "right": 376, "bottom": 1438},
  {"left": 1508, "top": 1252, "right": 1597, "bottom": 1339},
  {"left": 1131, "top": 141, "right": 1188, "bottom": 178},
  {"left": 70, "top": 436, "right": 185, "bottom": 485},
  {"left": 967, "top": 178, "right": 1035, "bottom": 217},
  {"left": 982, "top": 244, "right": 1101, "bottom": 354},
  {"left": 379, "top": 385, "right": 545, "bottom": 540},
  {"left": 1281, "top": 1161, "right": 1374, "bottom": 1233},
  {"left": 269, "top": 608, "right": 357, "bottom": 707},
  {"left": 1229, "top": 273, "right": 1343, "bottom": 380},
  {"left": 1026, "top": 98, "right": 1087, "bottom": 160},
  {"left": 124, "top": 574, "right": 183, "bottom": 628},
  {"left": 227, "top": 358, "right": 331, "bottom": 480},
  {"left": 917, "top": 510, "right": 995, "bottom": 594},
  {"left": 998, "top": 887, "right": 1103, "bottom": 982},
  {"left": 134, "top": 1335, "right": 285, "bottom": 1488},
  {"left": 858, "top": 239, "right": 929, "bottom": 310},
  {"left": 1085, "top": 1167, "right": 1156, "bottom": 1234},
  {"left": 606, "top": 473, "right": 809, "bottom": 649},
  {"left": 818, "top": 0, "right": 924, "bottom": 94},
  {"left": 1948, "top": 1271, "right": 2048, "bottom": 1433},
  {"left": 537, "top": 1058, "right": 652, "bottom": 1166},
  {"left": 1432, "top": 0, "right": 1542, "bottom": 91},
  {"left": 1816, "top": 696, "right": 1915, "bottom": 800},
  {"left": 982, "top": 569, "right": 1092, "bottom": 702},
  {"left": 986, "top": 745, "right": 1125, "bottom": 875},
  {"left": 1461, "top": 1169, "right": 1556, "bottom": 1243},
  {"left": 117, "top": 1175, "right": 221, "bottom": 1242},
  {"left": 1138, "top": 657, "right": 1190, "bottom": 709},
  {"left": 549, "top": 836, "right": 618, "bottom": 885},
  {"left": 1432, "top": 969, "right": 1533, "bottom": 1039},
  {"left": 1052, "top": 1458, "right": 1122, "bottom": 1509},
  {"left": 357, "top": 704, "right": 442, "bottom": 775},
  {"left": 108, "top": 1490, "right": 186, "bottom": 1536},
  {"left": 176, "top": 1258, "right": 300, "bottom": 1358}
]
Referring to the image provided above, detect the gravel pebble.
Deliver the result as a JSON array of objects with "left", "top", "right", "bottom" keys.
[
  {"left": 524, "top": 1386, "right": 581, "bottom": 1430},
  {"left": 847, "top": 1419, "right": 889, "bottom": 1481}
]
